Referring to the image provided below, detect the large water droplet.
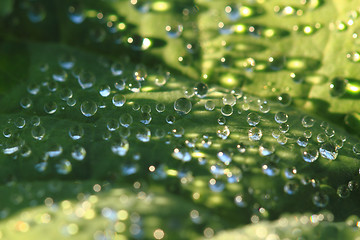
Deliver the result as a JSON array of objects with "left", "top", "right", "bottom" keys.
[
  {"left": 275, "top": 112, "right": 288, "bottom": 124},
  {"left": 194, "top": 83, "right": 208, "bottom": 98},
  {"left": 319, "top": 142, "right": 338, "bottom": 160},
  {"left": 248, "top": 127, "right": 262, "bottom": 141},
  {"left": 302, "top": 146, "right": 319, "bottom": 162},
  {"left": 112, "top": 94, "right": 126, "bottom": 107},
  {"left": 302, "top": 116, "right": 315, "bottom": 127},
  {"left": 78, "top": 71, "right": 96, "bottom": 89},
  {"left": 174, "top": 97, "right": 192, "bottom": 115},
  {"left": 44, "top": 101, "right": 58, "bottom": 114},
  {"left": 247, "top": 112, "right": 260, "bottom": 126},
  {"left": 81, "top": 101, "right": 98, "bottom": 117}
]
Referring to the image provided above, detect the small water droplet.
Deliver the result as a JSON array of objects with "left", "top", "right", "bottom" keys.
[
  {"left": 44, "top": 101, "right": 58, "bottom": 114},
  {"left": 312, "top": 191, "right": 329, "bottom": 208},
  {"left": 14, "top": 117, "right": 26, "bottom": 129},
  {"left": 225, "top": 4, "right": 241, "bottom": 21},
  {"left": 112, "top": 94, "right": 126, "bottom": 107},
  {"left": 217, "top": 125, "right": 230, "bottom": 139},
  {"left": 68, "top": 4, "right": 85, "bottom": 24},
  {"left": 111, "top": 61, "right": 124, "bottom": 76},
  {"left": 221, "top": 104, "right": 233, "bottom": 116},
  {"left": 279, "top": 123, "right": 289, "bottom": 133},
  {"left": 205, "top": 100, "right": 215, "bottom": 111},
  {"left": 217, "top": 150, "right": 232, "bottom": 165},
  {"left": 284, "top": 181, "right": 299, "bottom": 195},
  {"left": 165, "top": 24, "right": 183, "bottom": 38},
  {"left": 155, "top": 103, "right": 165, "bottom": 113},
  {"left": 337, "top": 185, "right": 350, "bottom": 198},
  {"left": 27, "top": 2, "right": 46, "bottom": 23},
  {"left": 59, "top": 88, "right": 73, "bottom": 100},
  {"left": 297, "top": 136, "right": 308, "bottom": 147},
  {"left": 52, "top": 68, "right": 67, "bottom": 82},
  {"left": 209, "top": 179, "right": 225, "bottom": 192},
  {"left": 120, "top": 113, "right": 133, "bottom": 127},
  {"left": 107, "top": 119, "right": 119, "bottom": 131},
  {"left": 47, "top": 144, "right": 63, "bottom": 158},
  {"left": 275, "top": 112, "right": 288, "bottom": 123},
  {"left": 259, "top": 143, "right": 275, "bottom": 156},
  {"left": 111, "top": 138, "right": 129, "bottom": 156},
  {"left": 236, "top": 143, "right": 246, "bottom": 153},
  {"left": 99, "top": 85, "right": 111, "bottom": 97},
  {"left": 27, "top": 83, "right": 40, "bottom": 95},
  {"left": 222, "top": 94, "right": 236, "bottom": 106},
  {"left": 31, "top": 125, "right": 45, "bottom": 140},
  {"left": 194, "top": 83, "right": 208, "bottom": 98},
  {"left": 277, "top": 93, "right": 292, "bottom": 106}
]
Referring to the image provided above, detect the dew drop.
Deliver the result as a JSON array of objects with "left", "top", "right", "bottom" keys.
[
  {"left": 111, "top": 138, "right": 129, "bottom": 156},
  {"left": 236, "top": 143, "right": 246, "bottom": 153},
  {"left": 337, "top": 185, "right": 350, "bottom": 198},
  {"left": 225, "top": 4, "right": 241, "bottom": 21},
  {"left": 277, "top": 93, "right": 292, "bottom": 106},
  {"left": 297, "top": 136, "right": 308, "bottom": 147},
  {"left": 20, "top": 97, "right": 32, "bottom": 109},
  {"left": 166, "top": 115, "right": 176, "bottom": 124},
  {"left": 275, "top": 112, "right": 288, "bottom": 124},
  {"left": 279, "top": 123, "right": 289, "bottom": 133},
  {"left": 217, "top": 125, "right": 230, "bottom": 139},
  {"left": 319, "top": 142, "right": 338, "bottom": 160},
  {"left": 302, "top": 116, "right": 315, "bottom": 128},
  {"left": 44, "top": 101, "right": 58, "bottom": 114},
  {"left": 112, "top": 94, "right": 126, "bottom": 107},
  {"left": 52, "top": 68, "right": 67, "bottom": 82},
  {"left": 247, "top": 112, "right": 260, "bottom": 126},
  {"left": 284, "top": 181, "right": 299, "bottom": 195},
  {"left": 217, "top": 116, "right": 226, "bottom": 125},
  {"left": 69, "top": 125, "right": 84, "bottom": 140},
  {"left": 136, "top": 127, "right": 151, "bottom": 142},
  {"left": 71, "top": 145, "right": 86, "bottom": 161},
  {"left": 107, "top": 119, "right": 119, "bottom": 131},
  {"left": 14, "top": 117, "right": 26, "bottom": 129},
  {"left": 209, "top": 179, "right": 225, "bottom": 192},
  {"left": 259, "top": 143, "right": 275, "bottom": 156},
  {"left": 205, "top": 100, "right": 215, "bottom": 111},
  {"left": 120, "top": 113, "right": 133, "bottom": 128},
  {"left": 174, "top": 97, "right": 192, "bottom": 115},
  {"left": 47, "top": 144, "right": 63, "bottom": 158},
  {"left": 353, "top": 143, "right": 360, "bottom": 155},
  {"left": 217, "top": 150, "right": 232, "bottom": 165},
  {"left": 312, "top": 192, "right": 329, "bottom": 208},
  {"left": 59, "top": 88, "right": 73, "bottom": 100},
  {"left": 31, "top": 126, "right": 45, "bottom": 140},
  {"left": 156, "top": 103, "right": 165, "bottom": 113},
  {"left": 222, "top": 94, "right": 236, "bottom": 106},
  {"left": 194, "top": 83, "right": 208, "bottom": 98},
  {"left": 68, "top": 4, "right": 85, "bottom": 24},
  {"left": 27, "top": 2, "right": 46, "bottom": 23},
  {"left": 221, "top": 104, "right": 233, "bottom": 116},
  {"left": 81, "top": 101, "right": 97, "bottom": 117},
  {"left": 330, "top": 77, "right": 348, "bottom": 97},
  {"left": 248, "top": 127, "right": 262, "bottom": 141},
  {"left": 56, "top": 159, "right": 72, "bottom": 175},
  {"left": 165, "top": 24, "right": 183, "bottom": 38},
  {"left": 302, "top": 146, "right": 319, "bottom": 162},
  {"left": 99, "top": 85, "right": 111, "bottom": 97},
  {"left": 111, "top": 61, "right": 124, "bottom": 76},
  {"left": 172, "top": 146, "right": 191, "bottom": 162},
  {"left": 58, "top": 54, "right": 75, "bottom": 69},
  {"left": 78, "top": 71, "right": 96, "bottom": 89}
]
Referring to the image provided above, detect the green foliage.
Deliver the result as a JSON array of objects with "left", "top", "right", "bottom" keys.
[{"left": 0, "top": 0, "right": 360, "bottom": 239}]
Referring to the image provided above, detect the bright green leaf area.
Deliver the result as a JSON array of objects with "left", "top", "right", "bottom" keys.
[{"left": 0, "top": 0, "right": 360, "bottom": 239}]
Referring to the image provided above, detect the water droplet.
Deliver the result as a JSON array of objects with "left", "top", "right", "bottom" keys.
[
  {"left": 20, "top": 145, "right": 32, "bottom": 157},
  {"left": 31, "top": 126, "right": 45, "bottom": 140},
  {"left": 59, "top": 88, "right": 73, "bottom": 100},
  {"left": 27, "top": 2, "right": 46, "bottom": 23},
  {"left": 225, "top": 4, "right": 241, "bottom": 21},
  {"left": 20, "top": 97, "right": 32, "bottom": 109},
  {"left": 247, "top": 112, "right": 260, "bottom": 126},
  {"left": 346, "top": 51, "right": 360, "bottom": 62},
  {"left": 120, "top": 113, "right": 133, "bottom": 127},
  {"left": 312, "top": 192, "right": 329, "bottom": 208},
  {"left": 67, "top": 98, "right": 77, "bottom": 107},
  {"left": 330, "top": 77, "right": 348, "bottom": 97},
  {"left": 27, "top": 83, "right": 40, "bottom": 95},
  {"left": 222, "top": 94, "right": 236, "bottom": 106},
  {"left": 78, "top": 71, "right": 96, "bottom": 89},
  {"left": 141, "top": 105, "right": 151, "bottom": 114},
  {"left": 140, "top": 112, "right": 152, "bottom": 124},
  {"left": 114, "top": 79, "right": 126, "bottom": 91},
  {"left": 325, "top": 126, "right": 335, "bottom": 137},
  {"left": 47, "top": 81, "right": 58, "bottom": 92},
  {"left": 120, "top": 128, "right": 131, "bottom": 138},
  {"left": 156, "top": 103, "right": 165, "bottom": 113},
  {"left": 337, "top": 185, "right": 350, "bottom": 198},
  {"left": 259, "top": 143, "right": 275, "bottom": 156},
  {"left": 205, "top": 100, "right": 215, "bottom": 111},
  {"left": 234, "top": 195, "right": 247, "bottom": 207},
  {"left": 304, "top": 130, "right": 312, "bottom": 138},
  {"left": 107, "top": 119, "right": 119, "bottom": 131},
  {"left": 111, "top": 61, "right": 124, "bottom": 76},
  {"left": 297, "top": 136, "right": 308, "bottom": 147},
  {"left": 259, "top": 102, "right": 270, "bottom": 113},
  {"left": 302, "top": 146, "right": 319, "bottom": 162},
  {"left": 58, "top": 54, "right": 75, "bottom": 70},
  {"left": 3, "top": 128, "right": 12, "bottom": 138},
  {"left": 2, "top": 137, "right": 22, "bottom": 155},
  {"left": 302, "top": 116, "right": 315, "bottom": 127},
  {"left": 81, "top": 101, "right": 97, "bottom": 117},
  {"left": 319, "top": 142, "right": 338, "bottom": 160},
  {"left": 52, "top": 68, "right": 67, "bottom": 82},
  {"left": 165, "top": 24, "right": 183, "bottom": 38},
  {"left": 209, "top": 179, "right": 225, "bottom": 192},
  {"left": 134, "top": 64, "right": 147, "bottom": 81},
  {"left": 248, "top": 127, "right": 262, "bottom": 141},
  {"left": 268, "top": 56, "right": 286, "bottom": 71},
  {"left": 284, "top": 167, "right": 297, "bottom": 179},
  {"left": 277, "top": 93, "right": 292, "bottom": 106},
  {"left": 217, "top": 116, "right": 226, "bottom": 125},
  {"left": 279, "top": 123, "right": 289, "bottom": 133},
  {"left": 136, "top": 127, "right": 151, "bottom": 142},
  {"left": 56, "top": 159, "right": 72, "bottom": 175},
  {"left": 284, "top": 181, "right": 299, "bottom": 195},
  {"left": 353, "top": 143, "right": 360, "bottom": 155},
  {"left": 317, "top": 133, "right": 327, "bottom": 143},
  {"left": 221, "top": 104, "right": 233, "bottom": 116},
  {"left": 194, "top": 83, "right": 208, "bottom": 98},
  {"left": 184, "top": 87, "right": 195, "bottom": 98},
  {"left": 99, "top": 85, "right": 111, "bottom": 97},
  {"left": 69, "top": 125, "right": 84, "bottom": 140},
  {"left": 131, "top": 0, "right": 150, "bottom": 13},
  {"left": 68, "top": 4, "right": 85, "bottom": 24},
  {"left": 71, "top": 145, "right": 86, "bottom": 161},
  {"left": 275, "top": 112, "right": 288, "bottom": 123},
  {"left": 217, "top": 150, "right": 232, "bottom": 165},
  {"left": 236, "top": 143, "right": 246, "bottom": 153},
  {"left": 30, "top": 116, "right": 40, "bottom": 126},
  {"left": 174, "top": 97, "right": 192, "bottom": 115},
  {"left": 210, "top": 164, "right": 225, "bottom": 177},
  {"left": 44, "top": 101, "right": 58, "bottom": 114},
  {"left": 111, "top": 138, "right": 129, "bottom": 156},
  {"left": 262, "top": 162, "right": 280, "bottom": 176},
  {"left": 111, "top": 94, "right": 126, "bottom": 107},
  {"left": 14, "top": 117, "right": 25, "bottom": 129},
  {"left": 217, "top": 125, "right": 230, "bottom": 139},
  {"left": 35, "top": 162, "right": 47, "bottom": 172},
  {"left": 166, "top": 115, "right": 176, "bottom": 124},
  {"left": 127, "top": 79, "right": 141, "bottom": 92},
  {"left": 172, "top": 146, "right": 191, "bottom": 162}
]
